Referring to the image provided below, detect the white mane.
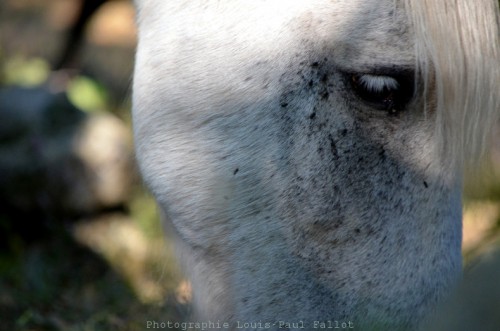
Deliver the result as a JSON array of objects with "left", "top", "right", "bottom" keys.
[{"left": 404, "top": 0, "right": 500, "bottom": 169}]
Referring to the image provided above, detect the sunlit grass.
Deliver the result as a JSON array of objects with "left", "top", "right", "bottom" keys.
[
  {"left": 129, "top": 187, "right": 164, "bottom": 239},
  {"left": 3, "top": 56, "right": 50, "bottom": 86},
  {"left": 67, "top": 76, "right": 109, "bottom": 113}
]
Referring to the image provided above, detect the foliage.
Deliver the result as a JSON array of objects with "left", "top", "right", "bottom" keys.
[
  {"left": 67, "top": 76, "right": 109, "bottom": 113},
  {"left": 2, "top": 56, "right": 50, "bottom": 87}
]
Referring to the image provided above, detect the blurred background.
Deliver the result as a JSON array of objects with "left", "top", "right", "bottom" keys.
[
  {"left": 0, "top": 1, "right": 499, "bottom": 330},
  {"left": 0, "top": 1, "right": 188, "bottom": 330}
]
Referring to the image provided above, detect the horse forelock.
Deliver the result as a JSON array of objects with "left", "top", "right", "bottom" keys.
[{"left": 404, "top": 0, "right": 500, "bottom": 171}]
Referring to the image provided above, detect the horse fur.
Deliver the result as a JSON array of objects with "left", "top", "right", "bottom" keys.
[{"left": 132, "top": 0, "right": 500, "bottom": 329}]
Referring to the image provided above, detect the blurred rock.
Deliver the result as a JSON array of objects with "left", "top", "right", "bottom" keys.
[
  {"left": 0, "top": 85, "right": 134, "bottom": 230},
  {"left": 462, "top": 202, "right": 500, "bottom": 255},
  {"left": 74, "top": 113, "right": 133, "bottom": 209},
  {"left": 72, "top": 213, "right": 178, "bottom": 304}
]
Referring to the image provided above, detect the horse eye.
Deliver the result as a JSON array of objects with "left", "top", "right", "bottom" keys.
[{"left": 350, "top": 73, "right": 414, "bottom": 114}]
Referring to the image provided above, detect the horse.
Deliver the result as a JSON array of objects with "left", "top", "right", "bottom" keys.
[{"left": 132, "top": 0, "right": 500, "bottom": 329}]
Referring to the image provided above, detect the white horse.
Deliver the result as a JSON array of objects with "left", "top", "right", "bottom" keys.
[{"left": 132, "top": 0, "right": 500, "bottom": 329}]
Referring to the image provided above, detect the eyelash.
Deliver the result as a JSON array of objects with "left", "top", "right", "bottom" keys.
[{"left": 350, "top": 72, "right": 415, "bottom": 114}]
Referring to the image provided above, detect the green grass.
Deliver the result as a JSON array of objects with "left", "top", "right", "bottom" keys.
[{"left": 0, "top": 191, "right": 185, "bottom": 331}]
